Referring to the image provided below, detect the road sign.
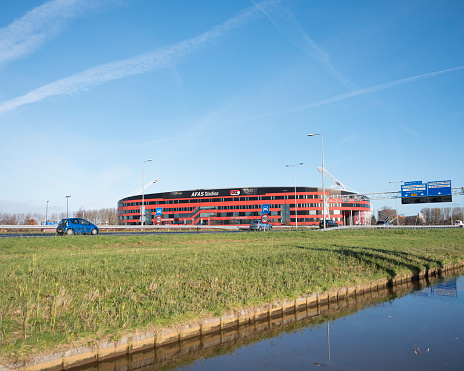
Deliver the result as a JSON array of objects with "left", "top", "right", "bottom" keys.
[
  {"left": 261, "top": 214, "right": 269, "bottom": 224},
  {"left": 155, "top": 207, "right": 163, "bottom": 215},
  {"left": 261, "top": 204, "right": 270, "bottom": 214},
  {"left": 401, "top": 183, "right": 427, "bottom": 198},
  {"left": 401, "top": 180, "right": 452, "bottom": 204},
  {"left": 427, "top": 180, "right": 451, "bottom": 196},
  {"left": 156, "top": 215, "right": 162, "bottom": 224}
]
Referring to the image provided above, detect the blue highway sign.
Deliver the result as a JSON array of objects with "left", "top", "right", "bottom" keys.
[
  {"left": 427, "top": 180, "right": 451, "bottom": 196},
  {"left": 401, "top": 182, "right": 427, "bottom": 198},
  {"left": 404, "top": 181, "right": 423, "bottom": 185},
  {"left": 155, "top": 207, "right": 163, "bottom": 215}
]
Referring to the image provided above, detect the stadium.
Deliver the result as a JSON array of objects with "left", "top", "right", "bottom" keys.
[{"left": 117, "top": 186, "right": 371, "bottom": 227}]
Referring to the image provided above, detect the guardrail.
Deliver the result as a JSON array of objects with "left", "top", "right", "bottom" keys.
[
  {"left": 326, "top": 224, "right": 463, "bottom": 231},
  {"left": 0, "top": 224, "right": 245, "bottom": 232},
  {"left": 1, "top": 224, "right": 462, "bottom": 232}
]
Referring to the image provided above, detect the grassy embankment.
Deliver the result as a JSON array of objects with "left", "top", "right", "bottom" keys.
[{"left": 1, "top": 229, "right": 463, "bottom": 361}]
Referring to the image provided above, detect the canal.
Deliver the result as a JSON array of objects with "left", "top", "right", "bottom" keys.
[{"left": 75, "top": 271, "right": 464, "bottom": 371}]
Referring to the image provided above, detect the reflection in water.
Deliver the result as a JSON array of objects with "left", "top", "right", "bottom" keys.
[
  {"left": 418, "top": 279, "right": 457, "bottom": 297},
  {"left": 72, "top": 270, "right": 464, "bottom": 371},
  {"left": 313, "top": 322, "right": 330, "bottom": 368}
]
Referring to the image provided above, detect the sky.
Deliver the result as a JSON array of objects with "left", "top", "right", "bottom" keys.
[{"left": 1, "top": 0, "right": 463, "bottom": 219}]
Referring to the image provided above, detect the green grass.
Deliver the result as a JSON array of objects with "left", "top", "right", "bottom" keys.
[{"left": 1, "top": 229, "right": 463, "bottom": 361}]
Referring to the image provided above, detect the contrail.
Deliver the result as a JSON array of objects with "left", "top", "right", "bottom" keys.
[
  {"left": 0, "top": 0, "right": 116, "bottom": 65},
  {"left": 287, "top": 65, "right": 464, "bottom": 111},
  {"left": 241, "top": 65, "right": 464, "bottom": 121},
  {"left": 252, "top": 0, "right": 356, "bottom": 90},
  {"left": 0, "top": 0, "right": 279, "bottom": 116}
]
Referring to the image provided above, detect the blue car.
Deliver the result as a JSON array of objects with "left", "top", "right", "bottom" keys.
[
  {"left": 249, "top": 220, "right": 273, "bottom": 231},
  {"left": 56, "top": 218, "right": 99, "bottom": 235}
]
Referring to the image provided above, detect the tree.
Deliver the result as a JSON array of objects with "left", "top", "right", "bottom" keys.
[
  {"left": 378, "top": 206, "right": 396, "bottom": 222},
  {"left": 452, "top": 207, "right": 464, "bottom": 222}
]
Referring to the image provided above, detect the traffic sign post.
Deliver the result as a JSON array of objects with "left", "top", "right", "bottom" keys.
[
  {"left": 261, "top": 204, "right": 270, "bottom": 226},
  {"left": 261, "top": 204, "right": 270, "bottom": 215},
  {"left": 155, "top": 207, "right": 163, "bottom": 225},
  {"left": 401, "top": 180, "right": 452, "bottom": 204}
]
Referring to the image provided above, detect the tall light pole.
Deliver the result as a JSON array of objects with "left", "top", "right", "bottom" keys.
[
  {"left": 389, "top": 181, "right": 403, "bottom": 225},
  {"left": 286, "top": 163, "right": 303, "bottom": 229},
  {"left": 141, "top": 159, "right": 152, "bottom": 229},
  {"left": 45, "top": 200, "right": 49, "bottom": 225},
  {"left": 308, "top": 134, "right": 326, "bottom": 229},
  {"left": 66, "top": 195, "right": 71, "bottom": 218}
]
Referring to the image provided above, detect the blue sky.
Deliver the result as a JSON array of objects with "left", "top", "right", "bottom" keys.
[{"left": 1, "top": 0, "right": 463, "bottom": 218}]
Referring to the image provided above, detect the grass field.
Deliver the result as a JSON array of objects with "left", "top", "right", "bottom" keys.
[{"left": 1, "top": 229, "right": 463, "bottom": 361}]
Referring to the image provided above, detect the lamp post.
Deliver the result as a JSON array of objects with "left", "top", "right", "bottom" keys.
[
  {"left": 141, "top": 159, "right": 152, "bottom": 229},
  {"left": 308, "top": 134, "right": 326, "bottom": 229},
  {"left": 286, "top": 163, "right": 303, "bottom": 229},
  {"left": 45, "top": 200, "right": 49, "bottom": 225},
  {"left": 389, "top": 181, "right": 403, "bottom": 225},
  {"left": 66, "top": 195, "right": 71, "bottom": 218}
]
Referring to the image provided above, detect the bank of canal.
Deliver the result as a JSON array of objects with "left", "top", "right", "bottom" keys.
[
  {"left": 64, "top": 269, "right": 464, "bottom": 370},
  {"left": 3, "top": 264, "right": 464, "bottom": 370}
]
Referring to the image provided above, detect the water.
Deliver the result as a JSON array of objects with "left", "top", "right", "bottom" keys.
[{"left": 74, "top": 272, "right": 464, "bottom": 371}]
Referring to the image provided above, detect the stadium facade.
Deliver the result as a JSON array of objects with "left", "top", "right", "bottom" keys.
[{"left": 117, "top": 186, "right": 371, "bottom": 227}]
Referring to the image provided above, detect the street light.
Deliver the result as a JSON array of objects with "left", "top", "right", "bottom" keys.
[
  {"left": 389, "top": 181, "right": 403, "bottom": 225},
  {"left": 286, "top": 163, "right": 303, "bottom": 228},
  {"left": 66, "top": 195, "right": 71, "bottom": 218},
  {"left": 308, "top": 134, "right": 326, "bottom": 229},
  {"left": 141, "top": 159, "right": 152, "bottom": 229},
  {"left": 45, "top": 200, "right": 49, "bottom": 225}
]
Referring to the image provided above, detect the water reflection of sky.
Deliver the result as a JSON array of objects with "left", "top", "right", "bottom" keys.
[{"left": 178, "top": 275, "right": 464, "bottom": 371}]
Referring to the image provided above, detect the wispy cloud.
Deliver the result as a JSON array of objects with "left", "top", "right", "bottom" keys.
[
  {"left": 0, "top": 0, "right": 117, "bottom": 65},
  {"left": 252, "top": 0, "right": 356, "bottom": 90},
  {"left": 0, "top": 0, "right": 279, "bottom": 116}
]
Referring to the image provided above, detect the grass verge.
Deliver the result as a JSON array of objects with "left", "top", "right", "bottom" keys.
[{"left": 1, "top": 229, "right": 463, "bottom": 362}]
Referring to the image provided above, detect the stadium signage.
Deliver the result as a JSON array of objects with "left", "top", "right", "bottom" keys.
[
  {"left": 230, "top": 190, "right": 241, "bottom": 196},
  {"left": 190, "top": 191, "right": 220, "bottom": 197}
]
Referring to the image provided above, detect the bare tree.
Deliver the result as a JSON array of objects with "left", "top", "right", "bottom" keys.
[
  {"left": 0, "top": 208, "right": 117, "bottom": 225},
  {"left": 442, "top": 207, "right": 452, "bottom": 225},
  {"left": 430, "top": 208, "right": 444, "bottom": 225},
  {"left": 378, "top": 206, "right": 396, "bottom": 222},
  {"left": 452, "top": 207, "right": 464, "bottom": 222}
]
